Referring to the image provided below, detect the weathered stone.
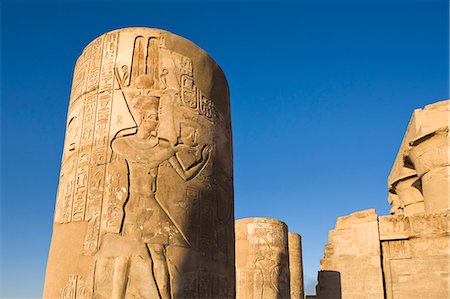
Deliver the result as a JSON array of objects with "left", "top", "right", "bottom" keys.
[
  {"left": 389, "top": 100, "right": 450, "bottom": 213},
  {"left": 378, "top": 215, "right": 411, "bottom": 241},
  {"left": 319, "top": 209, "right": 384, "bottom": 299},
  {"left": 381, "top": 211, "right": 449, "bottom": 299},
  {"left": 383, "top": 101, "right": 450, "bottom": 298},
  {"left": 235, "top": 218, "right": 290, "bottom": 299},
  {"left": 288, "top": 232, "right": 304, "bottom": 299},
  {"left": 389, "top": 175, "right": 424, "bottom": 216},
  {"left": 408, "top": 128, "right": 449, "bottom": 212},
  {"left": 316, "top": 100, "right": 450, "bottom": 299},
  {"left": 44, "top": 27, "right": 235, "bottom": 299}
]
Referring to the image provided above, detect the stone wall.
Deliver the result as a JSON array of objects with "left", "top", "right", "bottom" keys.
[
  {"left": 380, "top": 212, "right": 449, "bottom": 299},
  {"left": 316, "top": 100, "right": 450, "bottom": 299},
  {"left": 319, "top": 210, "right": 384, "bottom": 299}
]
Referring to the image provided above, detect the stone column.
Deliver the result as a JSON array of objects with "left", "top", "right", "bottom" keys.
[
  {"left": 288, "top": 232, "right": 304, "bottom": 299},
  {"left": 235, "top": 218, "right": 290, "bottom": 299},
  {"left": 389, "top": 174, "right": 424, "bottom": 216},
  {"left": 408, "top": 128, "right": 449, "bottom": 212},
  {"left": 43, "top": 27, "right": 235, "bottom": 299},
  {"left": 388, "top": 100, "right": 450, "bottom": 215}
]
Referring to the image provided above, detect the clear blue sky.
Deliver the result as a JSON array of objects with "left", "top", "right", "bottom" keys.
[{"left": 1, "top": 0, "right": 448, "bottom": 297}]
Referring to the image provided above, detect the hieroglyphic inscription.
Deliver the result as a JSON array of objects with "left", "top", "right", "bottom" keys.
[
  {"left": 102, "top": 157, "right": 128, "bottom": 234},
  {"left": 69, "top": 45, "right": 91, "bottom": 112},
  {"left": 181, "top": 74, "right": 214, "bottom": 119},
  {"left": 236, "top": 218, "right": 290, "bottom": 299},
  {"left": 57, "top": 42, "right": 93, "bottom": 224},
  {"left": 71, "top": 36, "right": 104, "bottom": 222},
  {"left": 60, "top": 275, "right": 89, "bottom": 299},
  {"left": 83, "top": 31, "right": 118, "bottom": 254},
  {"left": 45, "top": 28, "right": 234, "bottom": 299},
  {"left": 382, "top": 240, "right": 411, "bottom": 259}
]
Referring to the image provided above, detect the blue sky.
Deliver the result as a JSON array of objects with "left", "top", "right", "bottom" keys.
[{"left": 1, "top": 0, "right": 448, "bottom": 297}]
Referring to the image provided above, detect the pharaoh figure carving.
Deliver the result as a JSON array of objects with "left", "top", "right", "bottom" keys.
[
  {"left": 44, "top": 28, "right": 234, "bottom": 299},
  {"left": 235, "top": 218, "right": 290, "bottom": 299}
]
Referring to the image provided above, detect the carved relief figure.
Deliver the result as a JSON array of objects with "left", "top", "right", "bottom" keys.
[
  {"left": 252, "top": 228, "right": 286, "bottom": 299},
  {"left": 236, "top": 218, "right": 289, "bottom": 299},
  {"left": 44, "top": 28, "right": 234, "bottom": 299},
  {"left": 104, "top": 35, "right": 211, "bottom": 299}
]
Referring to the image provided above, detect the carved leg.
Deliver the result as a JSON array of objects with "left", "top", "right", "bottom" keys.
[
  {"left": 147, "top": 244, "right": 171, "bottom": 299},
  {"left": 112, "top": 256, "right": 129, "bottom": 299}
]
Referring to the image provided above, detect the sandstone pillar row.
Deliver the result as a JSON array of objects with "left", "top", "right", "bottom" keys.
[
  {"left": 288, "top": 232, "right": 304, "bottom": 299},
  {"left": 43, "top": 27, "right": 235, "bottom": 299},
  {"left": 235, "top": 218, "right": 290, "bottom": 299}
]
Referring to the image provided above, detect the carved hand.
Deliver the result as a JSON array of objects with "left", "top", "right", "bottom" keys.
[{"left": 201, "top": 145, "right": 211, "bottom": 161}]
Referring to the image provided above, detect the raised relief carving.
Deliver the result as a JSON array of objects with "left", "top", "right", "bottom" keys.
[
  {"left": 71, "top": 36, "right": 105, "bottom": 223},
  {"left": 378, "top": 215, "right": 411, "bottom": 241},
  {"left": 91, "top": 34, "right": 212, "bottom": 299},
  {"left": 45, "top": 28, "right": 233, "bottom": 299},
  {"left": 236, "top": 218, "right": 290, "bottom": 299},
  {"left": 60, "top": 275, "right": 89, "bottom": 299},
  {"left": 82, "top": 31, "right": 119, "bottom": 255}
]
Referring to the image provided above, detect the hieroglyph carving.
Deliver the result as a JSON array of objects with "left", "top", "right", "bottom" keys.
[
  {"left": 60, "top": 275, "right": 89, "bottom": 299},
  {"left": 91, "top": 36, "right": 211, "bottom": 299},
  {"left": 236, "top": 218, "right": 290, "bottom": 299},
  {"left": 46, "top": 28, "right": 234, "bottom": 299}
]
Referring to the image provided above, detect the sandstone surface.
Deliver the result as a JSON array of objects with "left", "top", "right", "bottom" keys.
[
  {"left": 235, "top": 218, "right": 290, "bottom": 299},
  {"left": 288, "top": 232, "right": 304, "bottom": 299},
  {"left": 44, "top": 27, "right": 235, "bottom": 299},
  {"left": 316, "top": 100, "right": 450, "bottom": 299}
]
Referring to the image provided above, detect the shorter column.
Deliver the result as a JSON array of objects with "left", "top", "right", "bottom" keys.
[
  {"left": 288, "top": 232, "right": 304, "bottom": 299},
  {"left": 235, "top": 218, "right": 290, "bottom": 299}
]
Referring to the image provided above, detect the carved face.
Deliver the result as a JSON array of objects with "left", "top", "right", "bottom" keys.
[
  {"left": 180, "top": 126, "right": 198, "bottom": 147},
  {"left": 137, "top": 107, "right": 159, "bottom": 139}
]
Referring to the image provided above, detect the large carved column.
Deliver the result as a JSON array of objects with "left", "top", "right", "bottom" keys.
[
  {"left": 288, "top": 232, "right": 304, "bottom": 299},
  {"left": 43, "top": 27, "right": 235, "bottom": 299},
  {"left": 235, "top": 218, "right": 290, "bottom": 299}
]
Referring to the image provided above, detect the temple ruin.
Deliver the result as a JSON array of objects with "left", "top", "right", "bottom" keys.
[
  {"left": 44, "top": 27, "right": 448, "bottom": 299},
  {"left": 314, "top": 100, "right": 450, "bottom": 299}
]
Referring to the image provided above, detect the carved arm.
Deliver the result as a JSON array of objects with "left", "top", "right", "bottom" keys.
[{"left": 169, "top": 145, "right": 211, "bottom": 181}]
